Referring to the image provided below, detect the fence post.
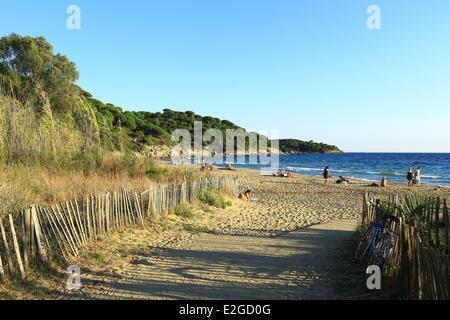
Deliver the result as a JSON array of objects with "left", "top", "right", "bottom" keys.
[
  {"left": 444, "top": 199, "right": 449, "bottom": 255},
  {"left": 86, "top": 196, "right": 92, "bottom": 240},
  {"left": 435, "top": 198, "right": 440, "bottom": 249},
  {"left": 90, "top": 195, "right": 97, "bottom": 239},
  {"left": 31, "top": 205, "right": 48, "bottom": 262},
  {"left": 427, "top": 201, "right": 433, "bottom": 245},
  {"left": 0, "top": 217, "right": 15, "bottom": 277},
  {"left": 9, "top": 214, "right": 25, "bottom": 279},
  {"left": 362, "top": 192, "right": 367, "bottom": 225},
  {"left": 21, "top": 209, "right": 29, "bottom": 269},
  {"left": 29, "top": 206, "right": 35, "bottom": 257},
  {"left": 134, "top": 192, "right": 145, "bottom": 226},
  {"left": 73, "top": 199, "right": 87, "bottom": 245},
  {"left": 0, "top": 241, "right": 4, "bottom": 279},
  {"left": 375, "top": 199, "right": 381, "bottom": 220}
]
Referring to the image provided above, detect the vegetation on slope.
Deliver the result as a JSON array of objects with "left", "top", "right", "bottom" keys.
[
  {"left": 1, "top": 34, "right": 340, "bottom": 159},
  {"left": 277, "top": 139, "right": 342, "bottom": 154},
  {"left": 0, "top": 34, "right": 198, "bottom": 218}
]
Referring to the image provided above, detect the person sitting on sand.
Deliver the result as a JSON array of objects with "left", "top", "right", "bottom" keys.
[
  {"left": 238, "top": 190, "right": 252, "bottom": 201},
  {"left": 277, "top": 170, "right": 287, "bottom": 177},
  {"left": 336, "top": 176, "right": 350, "bottom": 184},
  {"left": 381, "top": 176, "right": 388, "bottom": 188},
  {"left": 225, "top": 163, "right": 235, "bottom": 171},
  {"left": 275, "top": 169, "right": 283, "bottom": 177},
  {"left": 275, "top": 170, "right": 294, "bottom": 178},
  {"left": 406, "top": 167, "right": 413, "bottom": 186},
  {"left": 323, "top": 166, "right": 331, "bottom": 185}
]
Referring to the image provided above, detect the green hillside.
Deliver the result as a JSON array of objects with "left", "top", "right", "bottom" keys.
[
  {"left": 278, "top": 139, "right": 342, "bottom": 154},
  {"left": 87, "top": 92, "right": 243, "bottom": 151},
  {"left": 0, "top": 34, "right": 341, "bottom": 165}
]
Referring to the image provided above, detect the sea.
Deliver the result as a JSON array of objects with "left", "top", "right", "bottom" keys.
[{"left": 219, "top": 153, "right": 450, "bottom": 187}]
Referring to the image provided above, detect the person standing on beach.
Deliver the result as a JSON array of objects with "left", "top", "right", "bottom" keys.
[
  {"left": 406, "top": 167, "right": 414, "bottom": 186},
  {"left": 414, "top": 166, "right": 422, "bottom": 186},
  {"left": 323, "top": 166, "right": 331, "bottom": 185}
]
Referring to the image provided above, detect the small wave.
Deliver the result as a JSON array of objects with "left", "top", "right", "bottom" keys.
[
  {"left": 377, "top": 172, "right": 404, "bottom": 177},
  {"left": 286, "top": 166, "right": 352, "bottom": 173},
  {"left": 333, "top": 169, "right": 352, "bottom": 173},
  {"left": 422, "top": 175, "right": 444, "bottom": 179},
  {"left": 286, "top": 167, "right": 323, "bottom": 172},
  {"left": 361, "top": 171, "right": 404, "bottom": 177}
]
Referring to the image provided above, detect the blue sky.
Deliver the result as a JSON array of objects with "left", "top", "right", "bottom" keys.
[{"left": 1, "top": 0, "right": 450, "bottom": 152}]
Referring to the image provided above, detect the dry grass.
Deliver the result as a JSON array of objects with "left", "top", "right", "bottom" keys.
[
  {"left": 0, "top": 95, "right": 85, "bottom": 166},
  {"left": 0, "top": 161, "right": 198, "bottom": 219},
  {"left": 0, "top": 95, "right": 199, "bottom": 218}
]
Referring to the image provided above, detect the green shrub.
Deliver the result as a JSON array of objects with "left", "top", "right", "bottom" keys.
[
  {"left": 124, "top": 151, "right": 138, "bottom": 177},
  {"left": 398, "top": 195, "right": 436, "bottom": 224},
  {"left": 379, "top": 195, "right": 437, "bottom": 225},
  {"left": 145, "top": 157, "right": 167, "bottom": 179},
  {"left": 181, "top": 223, "right": 211, "bottom": 234},
  {"left": 197, "top": 190, "right": 232, "bottom": 209},
  {"left": 174, "top": 205, "right": 194, "bottom": 218}
]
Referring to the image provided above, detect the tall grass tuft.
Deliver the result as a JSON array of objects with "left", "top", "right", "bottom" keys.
[
  {"left": 398, "top": 195, "right": 436, "bottom": 224},
  {"left": 197, "top": 190, "right": 232, "bottom": 209}
]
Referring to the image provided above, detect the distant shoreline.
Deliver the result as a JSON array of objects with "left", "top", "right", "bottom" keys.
[{"left": 164, "top": 160, "right": 449, "bottom": 189}]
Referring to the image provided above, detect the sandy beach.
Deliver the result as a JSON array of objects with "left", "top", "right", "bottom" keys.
[
  {"left": 185, "top": 166, "right": 450, "bottom": 235},
  {"left": 48, "top": 166, "right": 449, "bottom": 300}
]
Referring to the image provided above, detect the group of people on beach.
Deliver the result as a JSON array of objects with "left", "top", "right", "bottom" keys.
[
  {"left": 215, "top": 162, "right": 423, "bottom": 201},
  {"left": 322, "top": 166, "right": 423, "bottom": 188},
  {"left": 275, "top": 169, "right": 294, "bottom": 178},
  {"left": 322, "top": 166, "right": 349, "bottom": 185},
  {"left": 406, "top": 166, "right": 421, "bottom": 187},
  {"left": 200, "top": 161, "right": 215, "bottom": 173}
]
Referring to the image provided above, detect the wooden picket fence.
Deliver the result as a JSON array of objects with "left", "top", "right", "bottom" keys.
[
  {"left": 0, "top": 175, "right": 239, "bottom": 281},
  {"left": 362, "top": 192, "right": 450, "bottom": 300}
]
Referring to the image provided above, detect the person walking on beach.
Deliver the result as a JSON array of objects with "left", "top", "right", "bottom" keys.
[
  {"left": 323, "top": 166, "right": 331, "bottom": 185},
  {"left": 414, "top": 166, "right": 422, "bottom": 187},
  {"left": 406, "top": 167, "right": 414, "bottom": 186}
]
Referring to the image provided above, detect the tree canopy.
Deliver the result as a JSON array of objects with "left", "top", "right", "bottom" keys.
[
  {"left": 277, "top": 139, "right": 342, "bottom": 154},
  {"left": 0, "top": 33, "right": 79, "bottom": 112}
]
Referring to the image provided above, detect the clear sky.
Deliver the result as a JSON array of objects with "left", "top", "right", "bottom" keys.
[{"left": 1, "top": 0, "right": 449, "bottom": 152}]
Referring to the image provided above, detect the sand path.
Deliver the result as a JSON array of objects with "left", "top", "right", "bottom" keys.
[{"left": 78, "top": 219, "right": 368, "bottom": 300}]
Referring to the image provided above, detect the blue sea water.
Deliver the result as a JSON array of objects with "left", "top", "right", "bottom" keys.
[{"left": 227, "top": 153, "right": 450, "bottom": 187}]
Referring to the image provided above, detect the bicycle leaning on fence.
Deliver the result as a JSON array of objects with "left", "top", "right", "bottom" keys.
[{"left": 353, "top": 201, "right": 400, "bottom": 269}]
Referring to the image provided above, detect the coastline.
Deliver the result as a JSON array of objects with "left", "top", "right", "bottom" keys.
[
  {"left": 165, "top": 160, "right": 450, "bottom": 190},
  {"left": 159, "top": 152, "right": 450, "bottom": 188}
]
